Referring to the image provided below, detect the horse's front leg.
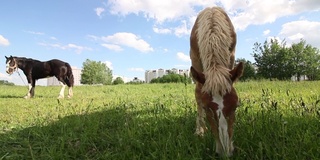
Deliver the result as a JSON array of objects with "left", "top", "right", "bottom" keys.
[
  {"left": 195, "top": 103, "right": 207, "bottom": 136},
  {"left": 24, "top": 80, "right": 35, "bottom": 99},
  {"left": 58, "top": 82, "right": 66, "bottom": 99},
  {"left": 194, "top": 83, "right": 207, "bottom": 136}
]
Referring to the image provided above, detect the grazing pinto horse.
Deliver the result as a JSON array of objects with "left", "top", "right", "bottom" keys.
[
  {"left": 5, "top": 56, "right": 74, "bottom": 99},
  {"left": 189, "top": 7, "right": 244, "bottom": 157}
]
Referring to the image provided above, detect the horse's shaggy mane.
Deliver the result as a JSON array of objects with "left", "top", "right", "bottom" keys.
[{"left": 196, "top": 7, "right": 234, "bottom": 95}]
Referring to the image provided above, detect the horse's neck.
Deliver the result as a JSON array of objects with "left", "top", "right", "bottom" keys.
[{"left": 16, "top": 58, "right": 27, "bottom": 70}]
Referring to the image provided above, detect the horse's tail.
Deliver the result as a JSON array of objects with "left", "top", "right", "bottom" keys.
[
  {"left": 196, "top": 7, "right": 236, "bottom": 95},
  {"left": 65, "top": 63, "right": 74, "bottom": 87}
]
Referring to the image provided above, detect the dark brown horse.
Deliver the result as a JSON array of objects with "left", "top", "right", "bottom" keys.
[
  {"left": 5, "top": 56, "right": 74, "bottom": 99},
  {"left": 189, "top": 7, "right": 243, "bottom": 157}
]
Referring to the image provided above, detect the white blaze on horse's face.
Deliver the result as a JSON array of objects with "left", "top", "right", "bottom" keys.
[
  {"left": 6, "top": 60, "right": 11, "bottom": 74},
  {"left": 212, "top": 94, "right": 234, "bottom": 157}
]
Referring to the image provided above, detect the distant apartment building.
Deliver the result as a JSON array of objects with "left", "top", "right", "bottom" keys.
[
  {"left": 145, "top": 68, "right": 190, "bottom": 83},
  {"left": 145, "top": 70, "right": 157, "bottom": 83},
  {"left": 47, "top": 68, "right": 82, "bottom": 86}
]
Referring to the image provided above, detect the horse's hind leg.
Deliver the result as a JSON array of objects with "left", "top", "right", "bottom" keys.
[
  {"left": 64, "top": 78, "right": 73, "bottom": 98},
  {"left": 67, "top": 86, "right": 73, "bottom": 98},
  {"left": 58, "top": 81, "right": 66, "bottom": 99}
]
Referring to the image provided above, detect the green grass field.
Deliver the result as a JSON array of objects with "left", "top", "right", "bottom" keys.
[{"left": 0, "top": 81, "right": 319, "bottom": 159}]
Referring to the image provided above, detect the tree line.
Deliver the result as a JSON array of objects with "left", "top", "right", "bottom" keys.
[
  {"left": 80, "top": 59, "right": 142, "bottom": 85},
  {"left": 0, "top": 80, "right": 15, "bottom": 86},
  {"left": 79, "top": 59, "right": 193, "bottom": 85}
]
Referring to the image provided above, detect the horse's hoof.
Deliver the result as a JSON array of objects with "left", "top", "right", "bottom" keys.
[
  {"left": 194, "top": 126, "right": 207, "bottom": 137},
  {"left": 57, "top": 95, "right": 64, "bottom": 99},
  {"left": 194, "top": 130, "right": 205, "bottom": 137}
]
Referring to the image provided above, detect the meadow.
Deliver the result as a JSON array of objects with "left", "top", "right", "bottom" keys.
[{"left": 0, "top": 81, "right": 319, "bottom": 159}]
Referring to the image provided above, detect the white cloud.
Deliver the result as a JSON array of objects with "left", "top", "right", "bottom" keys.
[
  {"left": 153, "top": 19, "right": 193, "bottom": 37},
  {"left": 153, "top": 27, "right": 171, "bottom": 34},
  {"left": 0, "top": 35, "right": 10, "bottom": 46},
  {"left": 107, "top": 0, "right": 319, "bottom": 32},
  {"left": 87, "top": 35, "right": 99, "bottom": 41},
  {"left": 104, "top": 61, "right": 113, "bottom": 70},
  {"left": 174, "top": 20, "right": 190, "bottom": 37},
  {"left": 101, "top": 43, "right": 123, "bottom": 51},
  {"left": 263, "top": 29, "right": 270, "bottom": 36},
  {"left": 95, "top": 7, "right": 105, "bottom": 18},
  {"left": 26, "top": 31, "right": 44, "bottom": 35},
  {"left": 107, "top": 0, "right": 210, "bottom": 38},
  {"left": 278, "top": 20, "right": 320, "bottom": 48},
  {"left": 107, "top": 0, "right": 320, "bottom": 36},
  {"left": 102, "top": 32, "right": 153, "bottom": 53},
  {"left": 38, "top": 42, "right": 92, "bottom": 54},
  {"left": 67, "top": 44, "right": 92, "bottom": 54},
  {"left": 227, "top": 0, "right": 320, "bottom": 31},
  {"left": 287, "top": 33, "right": 304, "bottom": 41},
  {"left": 128, "top": 68, "right": 145, "bottom": 72},
  {"left": 107, "top": 0, "right": 212, "bottom": 23},
  {"left": 50, "top": 37, "right": 57, "bottom": 40},
  {"left": 177, "top": 52, "right": 190, "bottom": 62}
]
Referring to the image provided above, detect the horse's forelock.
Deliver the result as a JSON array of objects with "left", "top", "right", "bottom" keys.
[{"left": 201, "top": 66, "right": 232, "bottom": 96}]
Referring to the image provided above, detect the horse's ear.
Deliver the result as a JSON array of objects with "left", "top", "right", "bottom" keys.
[
  {"left": 230, "top": 62, "right": 244, "bottom": 82},
  {"left": 5, "top": 56, "right": 8, "bottom": 59},
  {"left": 190, "top": 66, "right": 205, "bottom": 84}
]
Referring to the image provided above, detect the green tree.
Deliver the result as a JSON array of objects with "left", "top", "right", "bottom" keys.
[
  {"left": 289, "top": 40, "right": 308, "bottom": 81},
  {"left": 81, "top": 59, "right": 112, "bottom": 85},
  {"left": 304, "top": 44, "right": 320, "bottom": 80},
  {"left": 113, "top": 77, "right": 124, "bottom": 85},
  {"left": 289, "top": 39, "right": 320, "bottom": 81},
  {"left": 150, "top": 77, "right": 160, "bottom": 83},
  {"left": 253, "top": 38, "right": 293, "bottom": 80},
  {"left": 236, "top": 58, "right": 256, "bottom": 81}
]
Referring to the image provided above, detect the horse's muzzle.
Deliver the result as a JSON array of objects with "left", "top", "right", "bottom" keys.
[{"left": 6, "top": 68, "right": 14, "bottom": 75}]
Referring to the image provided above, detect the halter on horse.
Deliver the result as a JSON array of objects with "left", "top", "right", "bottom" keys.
[
  {"left": 5, "top": 56, "right": 74, "bottom": 99},
  {"left": 189, "top": 7, "right": 244, "bottom": 157}
]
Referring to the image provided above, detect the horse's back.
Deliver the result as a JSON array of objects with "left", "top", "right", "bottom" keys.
[
  {"left": 48, "top": 59, "right": 68, "bottom": 66},
  {"left": 31, "top": 59, "right": 70, "bottom": 79},
  {"left": 30, "top": 61, "right": 54, "bottom": 78},
  {"left": 190, "top": 6, "right": 236, "bottom": 95},
  {"left": 190, "top": 7, "right": 236, "bottom": 73},
  {"left": 47, "top": 59, "right": 72, "bottom": 75}
]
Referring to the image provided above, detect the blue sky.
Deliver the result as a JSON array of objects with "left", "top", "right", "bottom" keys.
[{"left": 1, "top": 0, "right": 320, "bottom": 85}]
